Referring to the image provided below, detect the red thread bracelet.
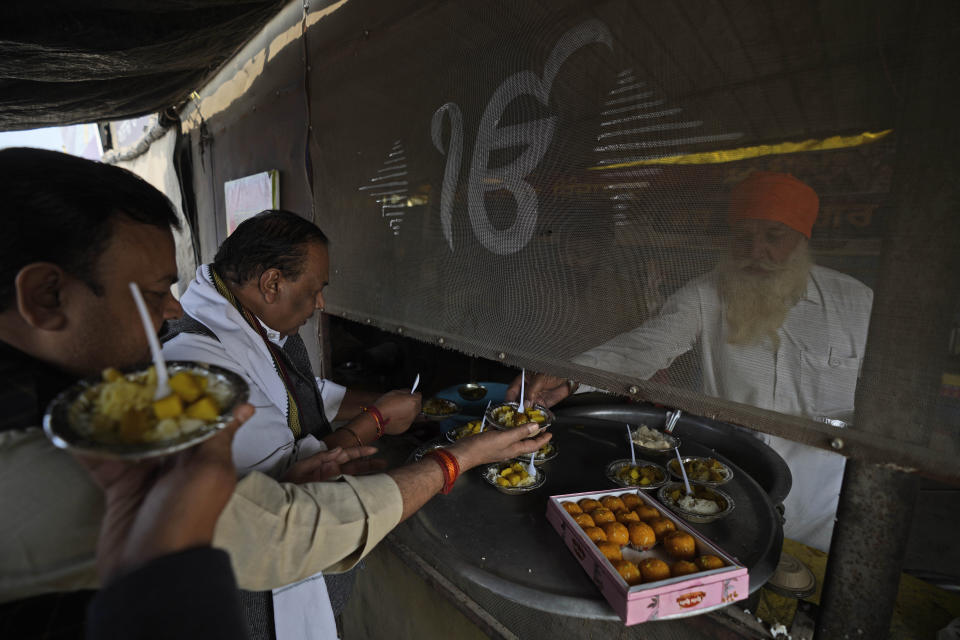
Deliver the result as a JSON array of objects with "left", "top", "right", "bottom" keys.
[
  {"left": 361, "top": 406, "right": 386, "bottom": 439},
  {"left": 425, "top": 449, "right": 460, "bottom": 494}
]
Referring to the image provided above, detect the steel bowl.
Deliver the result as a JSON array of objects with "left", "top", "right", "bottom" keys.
[
  {"left": 666, "top": 456, "right": 734, "bottom": 486},
  {"left": 409, "top": 439, "right": 450, "bottom": 463},
  {"left": 485, "top": 402, "right": 555, "bottom": 433},
  {"left": 445, "top": 419, "right": 486, "bottom": 443},
  {"left": 512, "top": 440, "right": 558, "bottom": 466},
  {"left": 626, "top": 425, "right": 680, "bottom": 458},
  {"left": 605, "top": 458, "right": 668, "bottom": 490},
  {"left": 457, "top": 383, "right": 488, "bottom": 401},
  {"left": 482, "top": 462, "right": 546, "bottom": 495},
  {"left": 421, "top": 397, "right": 462, "bottom": 421},
  {"left": 657, "top": 482, "right": 736, "bottom": 524},
  {"left": 43, "top": 361, "right": 249, "bottom": 461}
]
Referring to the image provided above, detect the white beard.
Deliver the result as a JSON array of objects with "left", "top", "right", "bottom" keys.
[{"left": 718, "top": 244, "right": 812, "bottom": 348}]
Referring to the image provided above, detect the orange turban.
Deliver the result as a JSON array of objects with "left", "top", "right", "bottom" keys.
[{"left": 728, "top": 172, "right": 819, "bottom": 238}]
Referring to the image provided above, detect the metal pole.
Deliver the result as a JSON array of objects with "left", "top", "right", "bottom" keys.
[{"left": 818, "top": 462, "right": 919, "bottom": 637}]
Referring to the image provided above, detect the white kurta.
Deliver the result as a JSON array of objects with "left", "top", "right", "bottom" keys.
[
  {"left": 163, "top": 266, "right": 347, "bottom": 479},
  {"left": 162, "top": 265, "right": 346, "bottom": 640},
  {"left": 574, "top": 264, "right": 873, "bottom": 551}
]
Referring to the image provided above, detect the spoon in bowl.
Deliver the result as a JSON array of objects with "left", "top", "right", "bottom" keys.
[
  {"left": 519, "top": 368, "right": 526, "bottom": 412},
  {"left": 128, "top": 282, "right": 170, "bottom": 400},
  {"left": 674, "top": 447, "right": 693, "bottom": 496},
  {"left": 479, "top": 400, "right": 491, "bottom": 432}
]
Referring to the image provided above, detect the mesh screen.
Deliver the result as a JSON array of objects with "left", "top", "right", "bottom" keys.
[{"left": 196, "top": 0, "right": 958, "bottom": 478}]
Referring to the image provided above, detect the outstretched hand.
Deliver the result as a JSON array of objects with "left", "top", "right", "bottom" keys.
[
  {"left": 447, "top": 422, "right": 552, "bottom": 471},
  {"left": 79, "top": 403, "right": 255, "bottom": 582},
  {"left": 282, "top": 445, "right": 384, "bottom": 483},
  {"left": 505, "top": 372, "right": 575, "bottom": 409}
]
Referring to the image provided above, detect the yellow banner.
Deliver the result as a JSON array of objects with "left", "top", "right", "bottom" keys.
[{"left": 589, "top": 129, "right": 893, "bottom": 171}]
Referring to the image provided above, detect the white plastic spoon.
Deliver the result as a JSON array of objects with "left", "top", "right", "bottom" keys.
[
  {"left": 674, "top": 447, "right": 693, "bottom": 496},
  {"left": 128, "top": 282, "right": 170, "bottom": 400},
  {"left": 410, "top": 373, "right": 420, "bottom": 394},
  {"left": 626, "top": 424, "right": 636, "bottom": 466},
  {"left": 519, "top": 368, "right": 526, "bottom": 412},
  {"left": 665, "top": 409, "right": 682, "bottom": 434},
  {"left": 526, "top": 451, "right": 537, "bottom": 478},
  {"left": 479, "top": 400, "right": 491, "bottom": 432}
]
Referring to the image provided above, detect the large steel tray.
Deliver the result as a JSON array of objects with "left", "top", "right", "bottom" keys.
[{"left": 394, "top": 404, "right": 785, "bottom": 621}]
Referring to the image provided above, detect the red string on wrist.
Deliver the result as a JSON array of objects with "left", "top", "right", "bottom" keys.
[
  {"left": 361, "top": 406, "right": 386, "bottom": 439},
  {"left": 425, "top": 449, "right": 460, "bottom": 494}
]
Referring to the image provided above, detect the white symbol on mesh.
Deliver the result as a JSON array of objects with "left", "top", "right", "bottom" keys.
[{"left": 432, "top": 20, "right": 614, "bottom": 254}]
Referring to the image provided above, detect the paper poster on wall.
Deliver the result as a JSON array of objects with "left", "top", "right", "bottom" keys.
[{"left": 224, "top": 170, "right": 279, "bottom": 235}]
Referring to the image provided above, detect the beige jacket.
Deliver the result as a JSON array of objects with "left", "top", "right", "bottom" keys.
[{"left": 0, "top": 427, "right": 403, "bottom": 602}]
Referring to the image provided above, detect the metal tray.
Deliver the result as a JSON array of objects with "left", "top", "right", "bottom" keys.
[{"left": 396, "top": 404, "right": 784, "bottom": 621}]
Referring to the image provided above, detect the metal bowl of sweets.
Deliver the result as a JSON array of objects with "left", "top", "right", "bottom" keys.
[
  {"left": 482, "top": 460, "right": 547, "bottom": 495},
  {"left": 421, "top": 397, "right": 461, "bottom": 421},
  {"left": 666, "top": 456, "right": 734, "bottom": 486},
  {"left": 605, "top": 458, "right": 668, "bottom": 490},
  {"left": 44, "top": 361, "right": 249, "bottom": 460}
]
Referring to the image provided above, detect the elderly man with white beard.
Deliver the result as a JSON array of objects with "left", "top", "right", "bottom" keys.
[{"left": 509, "top": 172, "right": 873, "bottom": 552}]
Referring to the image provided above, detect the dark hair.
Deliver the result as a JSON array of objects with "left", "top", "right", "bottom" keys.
[
  {"left": 0, "top": 148, "right": 180, "bottom": 312},
  {"left": 213, "top": 210, "right": 329, "bottom": 284}
]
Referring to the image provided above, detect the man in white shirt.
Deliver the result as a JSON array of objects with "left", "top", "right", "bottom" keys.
[
  {"left": 163, "top": 211, "right": 421, "bottom": 480},
  {"left": 162, "top": 210, "right": 426, "bottom": 631},
  {"left": 511, "top": 172, "right": 873, "bottom": 552}
]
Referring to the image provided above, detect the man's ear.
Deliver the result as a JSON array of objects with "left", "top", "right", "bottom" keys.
[
  {"left": 258, "top": 268, "right": 282, "bottom": 304},
  {"left": 14, "top": 263, "right": 68, "bottom": 330}
]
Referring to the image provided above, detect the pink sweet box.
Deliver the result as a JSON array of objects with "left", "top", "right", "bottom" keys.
[{"left": 545, "top": 488, "right": 748, "bottom": 625}]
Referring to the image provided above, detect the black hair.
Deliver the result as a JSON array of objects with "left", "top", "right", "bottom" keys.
[
  {"left": 0, "top": 147, "right": 180, "bottom": 312},
  {"left": 212, "top": 209, "right": 329, "bottom": 285}
]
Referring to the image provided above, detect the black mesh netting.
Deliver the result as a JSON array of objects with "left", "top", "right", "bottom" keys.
[
  {"left": 0, "top": 0, "right": 287, "bottom": 130},
  {"left": 287, "top": 0, "right": 958, "bottom": 478}
]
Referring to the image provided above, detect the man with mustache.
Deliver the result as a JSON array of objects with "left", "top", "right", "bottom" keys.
[
  {"left": 0, "top": 148, "right": 551, "bottom": 638},
  {"left": 511, "top": 172, "right": 873, "bottom": 552}
]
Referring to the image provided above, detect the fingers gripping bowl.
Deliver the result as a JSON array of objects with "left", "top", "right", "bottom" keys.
[
  {"left": 485, "top": 402, "right": 554, "bottom": 433},
  {"left": 44, "top": 362, "right": 249, "bottom": 460}
]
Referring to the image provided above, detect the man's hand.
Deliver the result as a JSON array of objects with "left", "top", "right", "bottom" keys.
[
  {"left": 447, "top": 423, "right": 552, "bottom": 471},
  {"left": 374, "top": 389, "right": 422, "bottom": 435},
  {"left": 79, "top": 404, "right": 254, "bottom": 582},
  {"left": 505, "top": 372, "right": 576, "bottom": 409},
  {"left": 281, "top": 445, "right": 383, "bottom": 483}
]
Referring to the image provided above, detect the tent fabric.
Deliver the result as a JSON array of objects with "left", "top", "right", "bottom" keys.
[{"left": 0, "top": 0, "right": 287, "bottom": 130}]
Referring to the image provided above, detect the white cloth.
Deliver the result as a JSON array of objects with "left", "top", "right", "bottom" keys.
[
  {"left": 163, "top": 266, "right": 347, "bottom": 479},
  {"left": 574, "top": 265, "right": 873, "bottom": 551},
  {"left": 272, "top": 574, "right": 337, "bottom": 640}
]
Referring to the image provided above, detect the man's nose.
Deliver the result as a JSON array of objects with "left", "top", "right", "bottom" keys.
[
  {"left": 163, "top": 295, "right": 184, "bottom": 321},
  {"left": 315, "top": 291, "right": 325, "bottom": 312},
  {"left": 749, "top": 237, "right": 769, "bottom": 261}
]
